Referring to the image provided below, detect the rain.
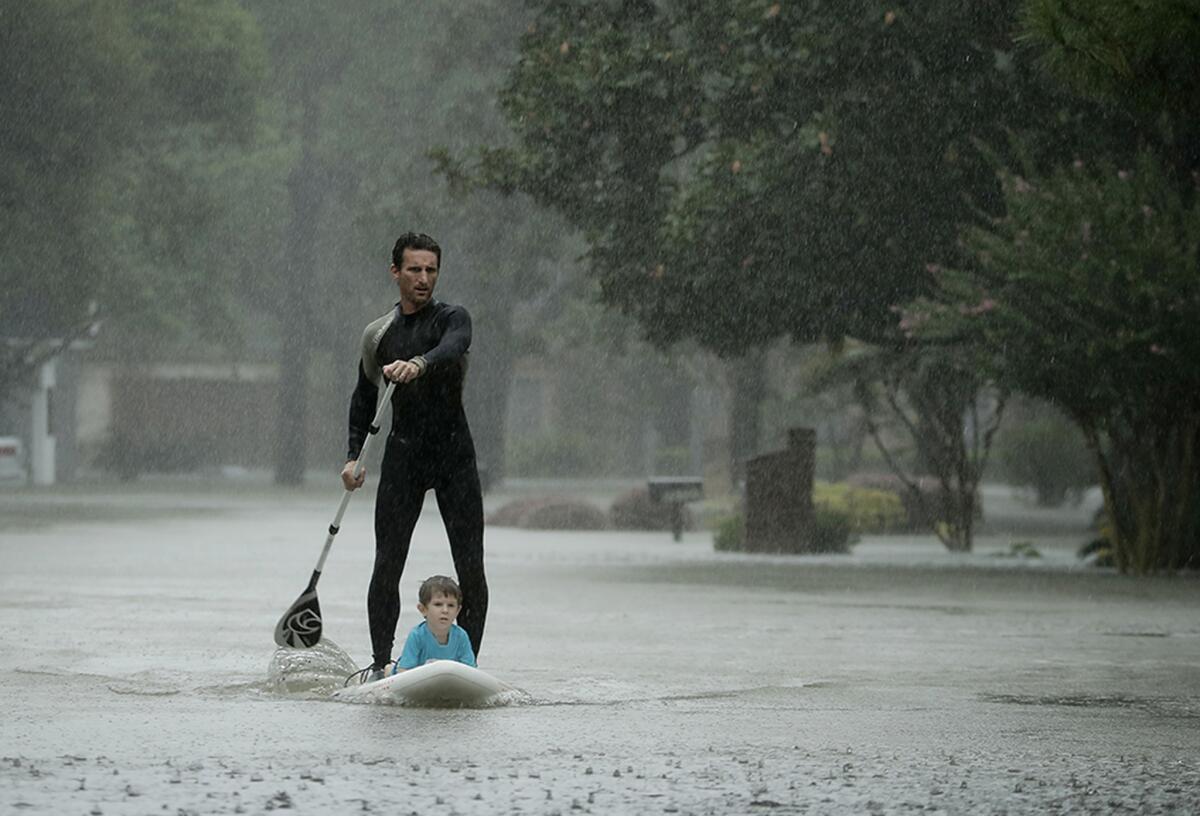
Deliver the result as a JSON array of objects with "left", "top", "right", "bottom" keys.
[{"left": 2, "top": 1, "right": 1199, "bottom": 814}]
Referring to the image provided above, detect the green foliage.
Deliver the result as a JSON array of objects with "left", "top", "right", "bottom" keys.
[
  {"left": 812, "top": 341, "right": 1004, "bottom": 551},
  {"left": 507, "top": 432, "right": 603, "bottom": 477},
  {"left": 712, "top": 513, "right": 744, "bottom": 552},
  {"left": 911, "top": 149, "right": 1200, "bottom": 572},
  {"left": 0, "top": 0, "right": 266, "bottom": 389},
  {"left": 994, "top": 403, "right": 1096, "bottom": 506},
  {"left": 0, "top": 0, "right": 264, "bottom": 333},
  {"left": 710, "top": 506, "right": 853, "bottom": 554},
  {"left": 455, "top": 0, "right": 1114, "bottom": 354},
  {"left": 913, "top": 151, "right": 1200, "bottom": 427},
  {"left": 813, "top": 481, "right": 908, "bottom": 534},
  {"left": 1020, "top": 0, "right": 1200, "bottom": 128},
  {"left": 996, "top": 540, "right": 1042, "bottom": 559},
  {"left": 808, "top": 505, "right": 857, "bottom": 554}
]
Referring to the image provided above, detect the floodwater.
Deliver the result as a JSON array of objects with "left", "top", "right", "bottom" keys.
[{"left": 2, "top": 481, "right": 1199, "bottom": 814}]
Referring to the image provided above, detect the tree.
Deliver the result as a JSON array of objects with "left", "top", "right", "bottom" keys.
[
  {"left": 455, "top": 1, "right": 1108, "bottom": 348},
  {"left": 909, "top": 152, "right": 1200, "bottom": 571},
  {"left": 1020, "top": 0, "right": 1200, "bottom": 125},
  {"left": 0, "top": 0, "right": 264, "bottom": 392},
  {"left": 811, "top": 343, "right": 1005, "bottom": 551},
  {"left": 898, "top": 1, "right": 1200, "bottom": 572},
  {"left": 443, "top": 0, "right": 1118, "bottom": 474}
]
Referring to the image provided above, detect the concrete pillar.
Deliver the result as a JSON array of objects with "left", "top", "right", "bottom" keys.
[{"left": 30, "top": 357, "right": 57, "bottom": 486}]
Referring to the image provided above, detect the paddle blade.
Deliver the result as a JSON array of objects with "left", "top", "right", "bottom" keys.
[{"left": 274, "top": 586, "right": 323, "bottom": 648}]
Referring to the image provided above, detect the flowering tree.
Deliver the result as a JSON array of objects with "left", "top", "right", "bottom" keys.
[{"left": 909, "top": 153, "right": 1200, "bottom": 572}]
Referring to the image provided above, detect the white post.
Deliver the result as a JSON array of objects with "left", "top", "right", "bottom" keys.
[{"left": 30, "top": 357, "right": 57, "bottom": 486}]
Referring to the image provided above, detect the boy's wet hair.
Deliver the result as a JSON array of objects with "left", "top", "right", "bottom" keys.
[{"left": 418, "top": 575, "right": 462, "bottom": 606}]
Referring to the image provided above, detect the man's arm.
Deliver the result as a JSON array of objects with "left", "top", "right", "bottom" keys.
[
  {"left": 421, "top": 305, "right": 472, "bottom": 369},
  {"left": 343, "top": 362, "right": 378, "bottom": 489},
  {"left": 381, "top": 306, "right": 472, "bottom": 383}
]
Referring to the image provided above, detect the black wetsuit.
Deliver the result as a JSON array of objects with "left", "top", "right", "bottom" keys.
[{"left": 347, "top": 300, "right": 487, "bottom": 668}]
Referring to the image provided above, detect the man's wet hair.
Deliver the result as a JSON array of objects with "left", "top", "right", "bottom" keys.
[
  {"left": 392, "top": 232, "right": 442, "bottom": 268},
  {"left": 418, "top": 574, "right": 462, "bottom": 606}
]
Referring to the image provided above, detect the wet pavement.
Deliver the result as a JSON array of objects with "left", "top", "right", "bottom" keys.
[{"left": 1, "top": 480, "right": 1198, "bottom": 814}]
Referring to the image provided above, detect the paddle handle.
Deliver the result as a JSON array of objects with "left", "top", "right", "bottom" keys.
[{"left": 313, "top": 379, "right": 396, "bottom": 577}]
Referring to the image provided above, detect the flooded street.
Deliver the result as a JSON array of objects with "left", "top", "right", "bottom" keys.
[{"left": 2, "top": 482, "right": 1199, "bottom": 814}]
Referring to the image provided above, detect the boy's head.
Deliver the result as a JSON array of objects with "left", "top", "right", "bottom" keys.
[
  {"left": 418, "top": 575, "right": 462, "bottom": 607},
  {"left": 416, "top": 575, "right": 463, "bottom": 638}
]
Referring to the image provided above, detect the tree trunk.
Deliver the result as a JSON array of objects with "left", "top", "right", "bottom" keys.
[
  {"left": 729, "top": 351, "right": 766, "bottom": 487},
  {"left": 1085, "top": 415, "right": 1200, "bottom": 574},
  {"left": 465, "top": 322, "right": 515, "bottom": 491},
  {"left": 275, "top": 88, "right": 324, "bottom": 486}
]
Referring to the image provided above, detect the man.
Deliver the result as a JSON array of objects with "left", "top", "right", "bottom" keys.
[{"left": 342, "top": 232, "right": 487, "bottom": 682}]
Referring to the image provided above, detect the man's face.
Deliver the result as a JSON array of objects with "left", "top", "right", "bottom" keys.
[{"left": 391, "top": 248, "right": 439, "bottom": 312}]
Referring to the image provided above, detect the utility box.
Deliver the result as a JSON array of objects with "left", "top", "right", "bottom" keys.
[
  {"left": 0, "top": 437, "right": 25, "bottom": 482},
  {"left": 743, "top": 428, "right": 816, "bottom": 552}
]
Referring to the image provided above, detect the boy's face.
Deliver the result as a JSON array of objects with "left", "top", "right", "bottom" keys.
[{"left": 417, "top": 591, "right": 460, "bottom": 640}]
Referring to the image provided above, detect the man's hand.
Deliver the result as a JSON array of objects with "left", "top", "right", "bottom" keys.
[
  {"left": 341, "top": 460, "right": 365, "bottom": 490},
  {"left": 382, "top": 356, "right": 427, "bottom": 383}
]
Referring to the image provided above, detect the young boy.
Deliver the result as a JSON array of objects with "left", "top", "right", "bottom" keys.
[{"left": 392, "top": 575, "right": 477, "bottom": 673}]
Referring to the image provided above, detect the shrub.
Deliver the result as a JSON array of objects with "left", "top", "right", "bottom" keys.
[
  {"left": 486, "top": 497, "right": 609, "bottom": 530},
  {"left": 610, "top": 486, "right": 695, "bottom": 532},
  {"left": 808, "top": 505, "right": 855, "bottom": 553},
  {"left": 1078, "top": 505, "right": 1115, "bottom": 567},
  {"left": 506, "top": 433, "right": 600, "bottom": 477},
  {"left": 712, "top": 513, "right": 743, "bottom": 552},
  {"left": 994, "top": 414, "right": 1096, "bottom": 506},
  {"left": 813, "top": 481, "right": 907, "bottom": 534},
  {"left": 709, "top": 507, "right": 853, "bottom": 554},
  {"left": 844, "top": 472, "right": 960, "bottom": 530}
]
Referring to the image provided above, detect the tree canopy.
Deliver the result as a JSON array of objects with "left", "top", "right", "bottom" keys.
[
  {"left": 451, "top": 0, "right": 1111, "bottom": 355},
  {"left": 0, "top": 0, "right": 264, "bottom": 385},
  {"left": 906, "top": 0, "right": 1200, "bottom": 572}
]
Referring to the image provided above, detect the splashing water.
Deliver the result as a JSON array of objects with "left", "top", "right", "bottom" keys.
[{"left": 266, "top": 639, "right": 360, "bottom": 697}]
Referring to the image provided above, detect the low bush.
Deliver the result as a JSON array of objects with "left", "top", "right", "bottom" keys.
[
  {"left": 486, "top": 497, "right": 609, "bottom": 530},
  {"left": 712, "top": 513, "right": 743, "bottom": 552},
  {"left": 709, "top": 506, "right": 854, "bottom": 554},
  {"left": 844, "top": 472, "right": 955, "bottom": 530},
  {"left": 808, "top": 505, "right": 856, "bottom": 553},
  {"left": 610, "top": 486, "right": 695, "bottom": 532},
  {"left": 506, "top": 433, "right": 601, "bottom": 477},
  {"left": 813, "top": 481, "right": 907, "bottom": 534},
  {"left": 994, "top": 415, "right": 1095, "bottom": 506}
]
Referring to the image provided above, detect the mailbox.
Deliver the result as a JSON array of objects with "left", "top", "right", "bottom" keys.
[
  {"left": 647, "top": 477, "right": 704, "bottom": 540},
  {"left": 647, "top": 477, "right": 704, "bottom": 504}
]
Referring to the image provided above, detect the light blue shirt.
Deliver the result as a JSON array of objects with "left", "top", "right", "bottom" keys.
[{"left": 394, "top": 621, "right": 476, "bottom": 671}]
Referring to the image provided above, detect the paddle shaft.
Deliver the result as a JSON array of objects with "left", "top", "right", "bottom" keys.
[{"left": 312, "top": 379, "right": 396, "bottom": 579}]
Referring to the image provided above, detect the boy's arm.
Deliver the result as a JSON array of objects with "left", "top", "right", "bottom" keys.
[
  {"left": 456, "top": 628, "right": 477, "bottom": 668},
  {"left": 394, "top": 628, "right": 423, "bottom": 672}
]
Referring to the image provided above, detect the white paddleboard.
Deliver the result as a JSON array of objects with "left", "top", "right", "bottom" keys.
[{"left": 333, "top": 661, "right": 510, "bottom": 706}]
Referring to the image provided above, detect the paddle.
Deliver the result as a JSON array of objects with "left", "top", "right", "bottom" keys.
[{"left": 274, "top": 379, "right": 396, "bottom": 648}]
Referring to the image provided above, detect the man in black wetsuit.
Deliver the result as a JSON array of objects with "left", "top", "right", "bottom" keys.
[{"left": 342, "top": 232, "right": 487, "bottom": 682}]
